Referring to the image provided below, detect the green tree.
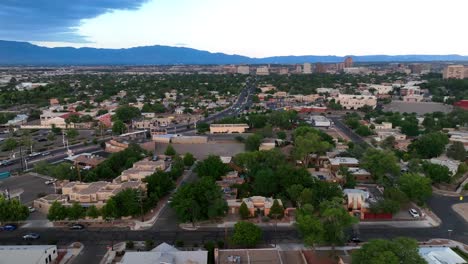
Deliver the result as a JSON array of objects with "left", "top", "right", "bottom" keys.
[
  {"left": 446, "top": 142, "right": 467, "bottom": 161},
  {"left": 115, "top": 105, "right": 141, "bottom": 122},
  {"left": 320, "top": 199, "right": 358, "bottom": 246},
  {"left": 183, "top": 153, "right": 195, "bottom": 167},
  {"left": 68, "top": 202, "right": 85, "bottom": 220},
  {"left": 269, "top": 199, "right": 284, "bottom": 219},
  {"left": 340, "top": 166, "right": 356, "bottom": 188},
  {"left": 352, "top": 237, "right": 426, "bottom": 264},
  {"left": 0, "top": 196, "right": 29, "bottom": 222},
  {"left": 276, "top": 131, "right": 287, "bottom": 140},
  {"left": 170, "top": 177, "right": 227, "bottom": 224},
  {"left": 422, "top": 163, "right": 452, "bottom": 183},
  {"left": 295, "top": 207, "right": 324, "bottom": 247},
  {"left": 145, "top": 171, "right": 175, "bottom": 203},
  {"left": 66, "top": 129, "right": 79, "bottom": 140},
  {"left": 101, "top": 198, "right": 118, "bottom": 219},
  {"left": 195, "top": 155, "right": 229, "bottom": 180},
  {"left": 231, "top": 221, "right": 262, "bottom": 248},
  {"left": 47, "top": 201, "right": 68, "bottom": 221},
  {"left": 245, "top": 134, "right": 263, "bottom": 151},
  {"left": 47, "top": 132, "right": 56, "bottom": 142},
  {"left": 112, "top": 120, "right": 126, "bottom": 135},
  {"left": 292, "top": 132, "right": 331, "bottom": 167},
  {"left": 286, "top": 184, "right": 304, "bottom": 206},
  {"left": 409, "top": 132, "right": 449, "bottom": 158},
  {"left": 51, "top": 124, "right": 62, "bottom": 134},
  {"left": 86, "top": 205, "right": 100, "bottom": 219},
  {"left": 398, "top": 173, "right": 432, "bottom": 204},
  {"left": 380, "top": 136, "right": 396, "bottom": 150},
  {"left": 355, "top": 125, "right": 373, "bottom": 136},
  {"left": 196, "top": 122, "right": 210, "bottom": 134},
  {"left": 2, "top": 138, "right": 18, "bottom": 151},
  {"left": 361, "top": 149, "right": 399, "bottom": 182},
  {"left": 253, "top": 169, "right": 278, "bottom": 196},
  {"left": 164, "top": 144, "right": 177, "bottom": 156},
  {"left": 400, "top": 122, "right": 419, "bottom": 137},
  {"left": 239, "top": 202, "right": 250, "bottom": 219}
]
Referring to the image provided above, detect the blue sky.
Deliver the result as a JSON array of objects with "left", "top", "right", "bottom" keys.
[{"left": 1, "top": 0, "right": 468, "bottom": 57}]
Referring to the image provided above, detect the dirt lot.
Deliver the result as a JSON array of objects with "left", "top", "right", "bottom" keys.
[
  {"left": 142, "top": 141, "right": 245, "bottom": 159},
  {"left": 452, "top": 203, "right": 468, "bottom": 222}
]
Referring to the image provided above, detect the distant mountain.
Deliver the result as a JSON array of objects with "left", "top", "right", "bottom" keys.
[{"left": 1, "top": 40, "right": 468, "bottom": 65}]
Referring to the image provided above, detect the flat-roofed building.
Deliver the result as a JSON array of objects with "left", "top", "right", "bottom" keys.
[
  {"left": 210, "top": 124, "right": 249, "bottom": 134},
  {"left": 116, "top": 159, "right": 166, "bottom": 182},
  {"left": 227, "top": 196, "right": 282, "bottom": 217},
  {"left": 215, "top": 248, "right": 307, "bottom": 264},
  {"left": 308, "top": 115, "right": 331, "bottom": 127},
  {"left": 328, "top": 157, "right": 359, "bottom": 171},
  {"left": 237, "top": 65, "right": 250, "bottom": 75},
  {"left": 58, "top": 181, "right": 144, "bottom": 207},
  {"left": 336, "top": 94, "right": 377, "bottom": 110},
  {"left": 369, "top": 84, "right": 393, "bottom": 95},
  {"left": 303, "top": 63, "right": 312, "bottom": 74},
  {"left": 121, "top": 242, "right": 208, "bottom": 264},
  {"left": 256, "top": 66, "right": 269, "bottom": 76},
  {"left": 443, "top": 65, "right": 466, "bottom": 79},
  {"left": 0, "top": 245, "right": 58, "bottom": 264}
]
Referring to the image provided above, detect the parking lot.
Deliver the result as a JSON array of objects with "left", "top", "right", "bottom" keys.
[
  {"left": 0, "top": 173, "right": 55, "bottom": 205},
  {"left": 145, "top": 141, "right": 246, "bottom": 160}
]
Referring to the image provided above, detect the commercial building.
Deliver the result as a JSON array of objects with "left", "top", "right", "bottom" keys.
[
  {"left": 227, "top": 196, "right": 283, "bottom": 217},
  {"left": 303, "top": 63, "right": 312, "bottom": 74},
  {"left": 215, "top": 248, "right": 307, "bottom": 264},
  {"left": 336, "top": 94, "right": 377, "bottom": 109},
  {"left": 120, "top": 242, "right": 207, "bottom": 264},
  {"left": 344, "top": 56, "right": 353, "bottom": 68},
  {"left": 34, "top": 181, "right": 145, "bottom": 213},
  {"left": 443, "top": 65, "right": 467, "bottom": 79},
  {"left": 418, "top": 247, "right": 466, "bottom": 264},
  {"left": 116, "top": 159, "right": 167, "bottom": 183},
  {"left": 343, "top": 188, "right": 370, "bottom": 219},
  {"left": 328, "top": 157, "right": 359, "bottom": 171},
  {"left": 256, "top": 66, "right": 269, "bottom": 76},
  {"left": 308, "top": 115, "right": 332, "bottom": 127},
  {"left": 369, "top": 84, "right": 393, "bottom": 95},
  {"left": 0, "top": 245, "right": 58, "bottom": 264},
  {"left": 210, "top": 124, "right": 249, "bottom": 134},
  {"left": 4, "top": 114, "right": 28, "bottom": 126},
  {"left": 237, "top": 65, "right": 250, "bottom": 75}
]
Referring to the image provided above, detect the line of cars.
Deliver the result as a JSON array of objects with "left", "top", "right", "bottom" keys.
[{"left": 0, "top": 223, "right": 86, "bottom": 240}]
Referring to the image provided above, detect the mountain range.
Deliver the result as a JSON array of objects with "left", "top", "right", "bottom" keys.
[{"left": 1, "top": 40, "right": 468, "bottom": 65}]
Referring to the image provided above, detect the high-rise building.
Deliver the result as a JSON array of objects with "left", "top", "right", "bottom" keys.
[
  {"left": 295, "top": 65, "right": 302, "bottom": 74},
  {"left": 315, "top": 63, "right": 327, "bottom": 73},
  {"left": 443, "top": 65, "right": 466, "bottom": 79},
  {"left": 344, "top": 57, "right": 353, "bottom": 68},
  {"left": 256, "top": 66, "right": 269, "bottom": 75},
  {"left": 303, "top": 63, "right": 312, "bottom": 74},
  {"left": 237, "top": 65, "right": 250, "bottom": 75}
]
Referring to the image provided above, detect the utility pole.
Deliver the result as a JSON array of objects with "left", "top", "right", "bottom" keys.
[{"left": 19, "top": 146, "right": 24, "bottom": 171}]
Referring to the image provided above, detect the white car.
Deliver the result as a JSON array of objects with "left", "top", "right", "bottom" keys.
[
  {"left": 409, "top": 208, "right": 420, "bottom": 218},
  {"left": 45, "top": 179, "right": 57, "bottom": 185},
  {"left": 28, "top": 152, "right": 41, "bottom": 158},
  {"left": 28, "top": 206, "right": 36, "bottom": 213}
]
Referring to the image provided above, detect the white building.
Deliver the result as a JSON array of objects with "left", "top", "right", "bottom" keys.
[
  {"left": 418, "top": 247, "right": 466, "bottom": 264},
  {"left": 336, "top": 94, "right": 377, "bottom": 110},
  {"left": 303, "top": 63, "right": 312, "bottom": 74},
  {"left": 237, "top": 65, "right": 250, "bottom": 75},
  {"left": 308, "top": 115, "right": 331, "bottom": 127},
  {"left": 0, "top": 245, "right": 58, "bottom": 264},
  {"left": 5, "top": 114, "right": 28, "bottom": 126},
  {"left": 256, "top": 66, "right": 269, "bottom": 76},
  {"left": 119, "top": 242, "right": 207, "bottom": 264},
  {"left": 369, "top": 84, "right": 393, "bottom": 95}
]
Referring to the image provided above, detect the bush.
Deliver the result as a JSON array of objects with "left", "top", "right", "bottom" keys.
[
  {"left": 175, "top": 240, "right": 184, "bottom": 247},
  {"left": 126, "top": 241, "right": 134, "bottom": 249},
  {"left": 145, "top": 240, "right": 154, "bottom": 251}
]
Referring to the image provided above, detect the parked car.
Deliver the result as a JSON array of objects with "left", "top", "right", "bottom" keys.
[
  {"left": 42, "top": 151, "right": 51, "bottom": 156},
  {"left": 409, "top": 208, "right": 420, "bottom": 218},
  {"left": 69, "top": 224, "right": 85, "bottom": 230},
  {"left": 348, "top": 236, "right": 363, "bottom": 243},
  {"left": 0, "top": 160, "right": 13, "bottom": 166},
  {"left": 2, "top": 224, "right": 17, "bottom": 231},
  {"left": 23, "top": 233, "right": 40, "bottom": 240},
  {"left": 28, "top": 152, "right": 41, "bottom": 158},
  {"left": 45, "top": 179, "right": 57, "bottom": 185},
  {"left": 28, "top": 206, "right": 36, "bottom": 213}
]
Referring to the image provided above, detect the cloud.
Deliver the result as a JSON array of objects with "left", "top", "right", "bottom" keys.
[{"left": 0, "top": 0, "right": 149, "bottom": 42}]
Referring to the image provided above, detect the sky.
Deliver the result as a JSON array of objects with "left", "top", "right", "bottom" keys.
[{"left": 1, "top": 0, "right": 468, "bottom": 57}]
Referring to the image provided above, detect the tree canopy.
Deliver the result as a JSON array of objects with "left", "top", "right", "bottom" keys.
[
  {"left": 398, "top": 173, "right": 432, "bottom": 204},
  {"left": 352, "top": 237, "right": 426, "bottom": 264},
  {"left": 231, "top": 221, "right": 263, "bottom": 248},
  {"left": 195, "top": 155, "right": 229, "bottom": 180}
]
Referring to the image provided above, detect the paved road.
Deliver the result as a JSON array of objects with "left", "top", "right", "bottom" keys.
[
  {"left": 328, "top": 116, "right": 368, "bottom": 146},
  {"left": 0, "top": 144, "right": 103, "bottom": 173}
]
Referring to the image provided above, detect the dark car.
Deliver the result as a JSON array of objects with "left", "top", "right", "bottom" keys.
[
  {"left": 348, "top": 236, "right": 362, "bottom": 243},
  {"left": 2, "top": 224, "right": 17, "bottom": 231},
  {"left": 23, "top": 233, "right": 40, "bottom": 240},
  {"left": 69, "top": 224, "right": 85, "bottom": 230}
]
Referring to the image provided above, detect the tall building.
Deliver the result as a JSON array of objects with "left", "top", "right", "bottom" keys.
[
  {"left": 443, "top": 65, "right": 466, "bottom": 79},
  {"left": 344, "top": 56, "right": 354, "bottom": 68},
  {"left": 303, "top": 63, "right": 312, "bottom": 74},
  {"left": 237, "top": 65, "right": 250, "bottom": 75},
  {"left": 315, "top": 63, "right": 327, "bottom": 73},
  {"left": 256, "top": 66, "right": 269, "bottom": 75},
  {"left": 295, "top": 64, "right": 302, "bottom": 74}
]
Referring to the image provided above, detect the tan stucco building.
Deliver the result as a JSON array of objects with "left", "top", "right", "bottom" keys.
[{"left": 210, "top": 124, "right": 249, "bottom": 134}]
